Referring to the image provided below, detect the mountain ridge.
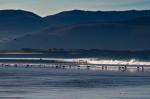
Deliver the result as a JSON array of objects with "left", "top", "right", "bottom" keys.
[
  {"left": 0, "top": 9, "right": 150, "bottom": 50},
  {"left": 0, "top": 9, "right": 48, "bottom": 44}
]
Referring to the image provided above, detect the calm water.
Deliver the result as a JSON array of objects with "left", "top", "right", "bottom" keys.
[
  {"left": 0, "top": 53, "right": 150, "bottom": 99},
  {"left": 0, "top": 67, "right": 150, "bottom": 99},
  {"left": 0, "top": 51, "right": 150, "bottom": 61}
]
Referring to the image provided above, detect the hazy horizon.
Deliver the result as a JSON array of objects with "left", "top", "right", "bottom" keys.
[
  {"left": 2, "top": 9, "right": 150, "bottom": 17},
  {"left": 0, "top": 0, "right": 150, "bottom": 16}
]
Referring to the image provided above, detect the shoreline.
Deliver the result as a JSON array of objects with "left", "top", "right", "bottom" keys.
[
  {"left": 0, "top": 49, "right": 150, "bottom": 54},
  {"left": 0, "top": 58, "right": 150, "bottom": 72},
  {"left": 0, "top": 62, "right": 148, "bottom": 72}
]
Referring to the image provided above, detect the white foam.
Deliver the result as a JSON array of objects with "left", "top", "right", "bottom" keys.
[
  {"left": 80, "top": 58, "right": 150, "bottom": 66},
  {"left": 56, "top": 58, "right": 150, "bottom": 66},
  {"left": 0, "top": 58, "right": 150, "bottom": 66}
]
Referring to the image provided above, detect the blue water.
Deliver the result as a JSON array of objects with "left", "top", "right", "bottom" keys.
[
  {"left": 0, "top": 53, "right": 150, "bottom": 99},
  {"left": 0, "top": 67, "right": 150, "bottom": 99},
  {"left": 0, "top": 51, "right": 150, "bottom": 61}
]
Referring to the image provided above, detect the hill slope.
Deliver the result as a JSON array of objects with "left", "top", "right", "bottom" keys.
[
  {"left": 45, "top": 10, "right": 150, "bottom": 27},
  {"left": 1, "top": 10, "right": 150, "bottom": 50},
  {"left": 0, "top": 10, "right": 48, "bottom": 43},
  {"left": 5, "top": 21, "right": 150, "bottom": 50}
]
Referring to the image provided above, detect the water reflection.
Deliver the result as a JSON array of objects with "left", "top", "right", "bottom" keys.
[{"left": 0, "top": 67, "right": 150, "bottom": 99}]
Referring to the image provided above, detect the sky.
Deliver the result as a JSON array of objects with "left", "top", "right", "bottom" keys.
[{"left": 0, "top": 0, "right": 150, "bottom": 16}]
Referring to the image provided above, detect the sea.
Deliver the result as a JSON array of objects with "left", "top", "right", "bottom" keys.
[{"left": 0, "top": 52, "right": 150, "bottom": 99}]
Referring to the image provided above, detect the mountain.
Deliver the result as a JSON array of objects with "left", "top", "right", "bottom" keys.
[
  {"left": 0, "top": 10, "right": 48, "bottom": 44},
  {"left": 1, "top": 10, "right": 150, "bottom": 50},
  {"left": 4, "top": 22, "right": 150, "bottom": 50},
  {"left": 44, "top": 10, "right": 150, "bottom": 27}
]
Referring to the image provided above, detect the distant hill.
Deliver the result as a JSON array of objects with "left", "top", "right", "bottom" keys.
[
  {"left": 1, "top": 10, "right": 150, "bottom": 50},
  {"left": 44, "top": 10, "right": 150, "bottom": 27},
  {"left": 5, "top": 22, "right": 150, "bottom": 50},
  {"left": 0, "top": 10, "right": 48, "bottom": 44}
]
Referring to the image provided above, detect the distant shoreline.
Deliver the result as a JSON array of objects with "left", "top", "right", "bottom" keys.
[
  {"left": 0, "top": 49, "right": 150, "bottom": 54},
  {"left": 0, "top": 51, "right": 43, "bottom": 54}
]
